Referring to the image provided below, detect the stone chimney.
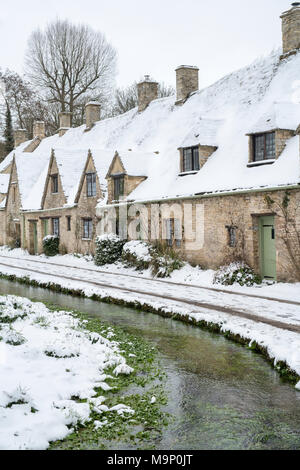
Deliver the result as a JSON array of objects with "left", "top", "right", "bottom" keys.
[
  {"left": 281, "top": 2, "right": 300, "bottom": 58},
  {"left": 85, "top": 101, "right": 101, "bottom": 130},
  {"left": 137, "top": 76, "right": 159, "bottom": 112},
  {"left": 14, "top": 129, "right": 27, "bottom": 148},
  {"left": 58, "top": 112, "right": 72, "bottom": 137},
  {"left": 33, "top": 121, "right": 45, "bottom": 140},
  {"left": 175, "top": 66, "right": 199, "bottom": 105}
]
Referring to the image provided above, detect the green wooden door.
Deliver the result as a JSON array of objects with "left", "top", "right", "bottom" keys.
[{"left": 260, "top": 216, "right": 276, "bottom": 280}]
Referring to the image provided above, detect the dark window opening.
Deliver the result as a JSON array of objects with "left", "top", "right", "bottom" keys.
[
  {"left": 165, "top": 218, "right": 182, "bottom": 247},
  {"left": 182, "top": 147, "right": 200, "bottom": 172},
  {"left": 51, "top": 174, "right": 59, "bottom": 193},
  {"left": 253, "top": 132, "right": 275, "bottom": 162},
  {"left": 226, "top": 225, "right": 237, "bottom": 247},
  {"left": 52, "top": 218, "right": 60, "bottom": 236},
  {"left": 86, "top": 173, "right": 96, "bottom": 197},
  {"left": 83, "top": 219, "right": 93, "bottom": 239},
  {"left": 66, "top": 216, "right": 71, "bottom": 231},
  {"left": 113, "top": 176, "right": 124, "bottom": 201}
]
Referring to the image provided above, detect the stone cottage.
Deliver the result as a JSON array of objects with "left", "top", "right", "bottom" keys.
[{"left": 0, "top": 2, "right": 300, "bottom": 282}]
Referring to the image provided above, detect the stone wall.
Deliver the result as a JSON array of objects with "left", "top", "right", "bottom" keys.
[{"left": 125, "top": 188, "right": 300, "bottom": 282}]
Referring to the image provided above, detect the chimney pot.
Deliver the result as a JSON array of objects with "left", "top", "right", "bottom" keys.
[
  {"left": 14, "top": 129, "right": 27, "bottom": 148},
  {"left": 137, "top": 77, "right": 159, "bottom": 112},
  {"left": 85, "top": 101, "right": 101, "bottom": 129},
  {"left": 175, "top": 65, "right": 199, "bottom": 105}
]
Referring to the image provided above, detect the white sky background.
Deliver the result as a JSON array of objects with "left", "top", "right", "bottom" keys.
[{"left": 0, "top": 0, "right": 292, "bottom": 90}]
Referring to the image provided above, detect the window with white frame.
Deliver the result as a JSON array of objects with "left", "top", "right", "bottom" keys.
[
  {"left": 182, "top": 147, "right": 200, "bottom": 172},
  {"left": 52, "top": 218, "right": 60, "bottom": 236},
  {"left": 83, "top": 218, "right": 93, "bottom": 239}
]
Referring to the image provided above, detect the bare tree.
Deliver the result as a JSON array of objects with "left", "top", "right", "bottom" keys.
[
  {"left": 25, "top": 19, "right": 117, "bottom": 119},
  {"left": 111, "top": 81, "right": 175, "bottom": 116},
  {"left": 0, "top": 69, "right": 58, "bottom": 137}
]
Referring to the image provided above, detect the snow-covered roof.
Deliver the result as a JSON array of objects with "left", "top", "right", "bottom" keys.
[
  {"left": 178, "top": 118, "right": 222, "bottom": 148},
  {"left": 248, "top": 102, "right": 300, "bottom": 134},
  {"left": 1, "top": 48, "right": 300, "bottom": 211},
  {"left": 116, "top": 150, "right": 158, "bottom": 177}
]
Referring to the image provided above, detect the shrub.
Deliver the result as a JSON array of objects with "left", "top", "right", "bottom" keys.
[
  {"left": 42, "top": 235, "right": 59, "bottom": 257},
  {"left": 122, "top": 241, "right": 152, "bottom": 270},
  {"left": 95, "top": 234, "right": 125, "bottom": 266},
  {"left": 150, "top": 242, "right": 184, "bottom": 278},
  {"left": 213, "top": 262, "right": 262, "bottom": 287}
]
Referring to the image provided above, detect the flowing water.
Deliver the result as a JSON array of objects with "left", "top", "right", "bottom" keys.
[{"left": 1, "top": 279, "right": 300, "bottom": 450}]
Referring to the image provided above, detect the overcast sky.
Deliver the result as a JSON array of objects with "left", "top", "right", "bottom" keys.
[{"left": 0, "top": 0, "right": 292, "bottom": 89}]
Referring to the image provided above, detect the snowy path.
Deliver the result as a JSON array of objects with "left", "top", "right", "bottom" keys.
[{"left": 0, "top": 254, "right": 299, "bottom": 334}]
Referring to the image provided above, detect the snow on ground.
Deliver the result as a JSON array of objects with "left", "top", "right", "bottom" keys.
[
  {"left": 0, "top": 295, "right": 134, "bottom": 450},
  {"left": 0, "top": 246, "right": 299, "bottom": 303},
  {"left": 0, "top": 248, "right": 299, "bottom": 390}
]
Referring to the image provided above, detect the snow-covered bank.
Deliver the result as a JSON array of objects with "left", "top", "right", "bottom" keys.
[
  {"left": 0, "top": 296, "right": 135, "bottom": 450},
  {"left": 0, "top": 254, "right": 299, "bottom": 390},
  {"left": 0, "top": 246, "right": 299, "bottom": 302}
]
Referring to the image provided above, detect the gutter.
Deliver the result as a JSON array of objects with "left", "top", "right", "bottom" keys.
[{"left": 97, "top": 183, "right": 300, "bottom": 210}]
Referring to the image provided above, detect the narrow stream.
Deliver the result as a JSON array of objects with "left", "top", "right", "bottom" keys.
[{"left": 1, "top": 279, "right": 300, "bottom": 450}]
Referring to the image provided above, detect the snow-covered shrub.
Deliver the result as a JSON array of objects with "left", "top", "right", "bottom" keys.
[
  {"left": 213, "top": 262, "right": 262, "bottom": 287},
  {"left": 94, "top": 234, "right": 125, "bottom": 266},
  {"left": 122, "top": 241, "right": 152, "bottom": 270},
  {"left": 42, "top": 235, "right": 59, "bottom": 257},
  {"left": 150, "top": 243, "right": 184, "bottom": 278}
]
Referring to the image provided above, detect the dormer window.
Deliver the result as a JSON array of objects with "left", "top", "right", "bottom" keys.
[
  {"left": 182, "top": 147, "right": 200, "bottom": 172},
  {"left": 253, "top": 132, "right": 275, "bottom": 162},
  {"left": 86, "top": 172, "right": 96, "bottom": 197}
]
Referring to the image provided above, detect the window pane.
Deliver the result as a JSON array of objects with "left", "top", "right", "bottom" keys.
[
  {"left": 254, "top": 135, "right": 265, "bottom": 161},
  {"left": 183, "top": 148, "right": 192, "bottom": 172},
  {"left": 52, "top": 218, "right": 59, "bottom": 236},
  {"left": 192, "top": 147, "right": 200, "bottom": 171},
  {"left": 265, "top": 132, "right": 275, "bottom": 159}
]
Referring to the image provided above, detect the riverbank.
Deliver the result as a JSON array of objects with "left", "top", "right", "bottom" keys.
[
  {"left": 0, "top": 295, "right": 167, "bottom": 450},
  {"left": 0, "top": 266, "right": 299, "bottom": 389}
]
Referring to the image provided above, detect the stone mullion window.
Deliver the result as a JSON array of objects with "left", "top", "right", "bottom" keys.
[
  {"left": 86, "top": 173, "right": 96, "bottom": 197},
  {"left": 182, "top": 147, "right": 200, "bottom": 172},
  {"left": 253, "top": 132, "right": 275, "bottom": 161}
]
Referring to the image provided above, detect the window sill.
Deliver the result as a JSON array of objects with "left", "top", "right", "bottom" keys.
[
  {"left": 178, "top": 171, "right": 199, "bottom": 177},
  {"left": 247, "top": 159, "right": 275, "bottom": 168},
  {"left": 82, "top": 238, "right": 92, "bottom": 241}
]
